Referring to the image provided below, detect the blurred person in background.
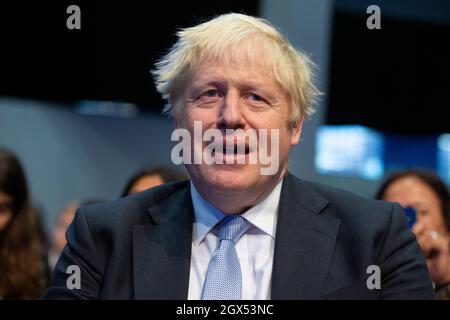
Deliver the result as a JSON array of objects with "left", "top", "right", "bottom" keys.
[
  {"left": 48, "top": 198, "right": 103, "bottom": 270},
  {"left": 121, "top": 166, "right": 187, "bottom": 197},
  {"left": 0, "top": 148, "right": 49, "bottom": 299},
  {"left": 376, "top": 169, "right": 450, "bottom": 299}
]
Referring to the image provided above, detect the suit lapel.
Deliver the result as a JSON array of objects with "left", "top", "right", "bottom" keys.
[
  {"left": 133, "top": 184, "right": 193, "bottom": 299},
  {"left": 271, "top": 174, "right": 341, "bottom": 299},
  {"left": 131, "top": 174, "right": 340, "bottom": 299}
]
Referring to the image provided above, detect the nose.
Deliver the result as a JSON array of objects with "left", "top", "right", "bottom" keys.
[{"left": 217, "top": 91, "right": 246, "bottom": 131}]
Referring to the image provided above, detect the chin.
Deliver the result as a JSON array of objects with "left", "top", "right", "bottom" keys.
[{"left": 200, "top": 164, "right": 261, "bottom": 192}]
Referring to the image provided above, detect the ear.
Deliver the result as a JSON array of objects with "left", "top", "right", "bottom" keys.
[{"left": 290, "top": 117, "right": 304, "bottom": 146}]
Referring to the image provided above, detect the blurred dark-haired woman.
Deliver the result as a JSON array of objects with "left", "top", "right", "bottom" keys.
[
  {"left": 121, "top": 166, "right": 187, "bottom": 197},
  {"left": 0, "top": 148, "right": 49, "bottom": 299},
  {"left": 376, "top": 169, "right": 450, "bottom": 299}
]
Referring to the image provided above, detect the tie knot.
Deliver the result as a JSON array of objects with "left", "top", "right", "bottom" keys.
[{"left": 218, "top": 215, "right": 250, "bottom": 243}]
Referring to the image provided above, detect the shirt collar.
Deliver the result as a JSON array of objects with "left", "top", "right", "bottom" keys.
[{"left": 190, "top": 179, "right": 283, "bottom": 246}]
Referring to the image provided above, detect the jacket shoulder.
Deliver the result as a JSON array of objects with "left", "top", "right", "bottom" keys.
[
  {"left": 77, "top": 179, "right": 190, "bottom": 232},
  {"left": 303, "top": 179, "right": 392, "bottom": 212},
  {"left": 293, "top": 177, "right": 398, "bottom": 231}
]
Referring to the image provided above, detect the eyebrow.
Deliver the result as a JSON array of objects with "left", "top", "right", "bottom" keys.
[{"left": 190, "top": 77, "right": 280, "bottom": 102}]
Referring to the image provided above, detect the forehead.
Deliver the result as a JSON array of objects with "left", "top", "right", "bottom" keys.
[
  {"left": 190, "top": 62, "right": 274, "bottom": 86},
  {"left": 189, "top": 38, "right": 284, "bottom": 85}
]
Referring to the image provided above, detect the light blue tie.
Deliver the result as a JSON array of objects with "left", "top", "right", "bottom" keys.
[{"left": 201, "top": 215, "right": 250, "bottom": 300}]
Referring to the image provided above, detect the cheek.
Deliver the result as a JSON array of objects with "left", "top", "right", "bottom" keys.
[
  {"left": 181, "top": 107, "right": 218, "bottom": 129},
  {"left": 279, "top": 126, "right": 296, "bottom": 148},
  {"left": 428, "top": 208, "right": 446, "bottom": 228},
  {"left": 263, "top": 127, "right": 292, "bottom": 162},
  {"left": 0, "top": 212, "right": 12, "bottom": 229}
]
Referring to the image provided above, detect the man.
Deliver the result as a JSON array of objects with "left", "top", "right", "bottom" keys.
[{"left": 45, "top": 13, "right": 434, "bottom": 299}]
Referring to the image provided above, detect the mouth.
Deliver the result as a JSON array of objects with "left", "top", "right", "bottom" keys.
[
  {"left": 213, "top": 139, "right": 252, "bottom": 156},
  {"left": 218, "top": 143, "right": 250, "bottom": 155}
]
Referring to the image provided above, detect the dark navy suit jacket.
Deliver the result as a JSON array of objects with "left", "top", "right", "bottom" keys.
[{"left": 45, "top": 173, "right": 435, "bottom": 299}]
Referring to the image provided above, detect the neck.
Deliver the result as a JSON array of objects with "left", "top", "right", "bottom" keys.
[{"left": 193, "top": 170, "right": 286, "bottom": 215}]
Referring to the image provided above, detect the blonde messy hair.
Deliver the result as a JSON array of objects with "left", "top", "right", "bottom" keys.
[{"left": 152, "top": 13, "right": 321, "bottom": 125}]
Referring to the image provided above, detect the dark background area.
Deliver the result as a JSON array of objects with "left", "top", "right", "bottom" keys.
[
  {"left": 327, "top": 9, "right": 450, "bottom": 135},
  {"left": 0, "top": 1, "right": 259, "bottom": 108},
  {"left": 1, "top": 0, "right": 449, "bottom": 135}
]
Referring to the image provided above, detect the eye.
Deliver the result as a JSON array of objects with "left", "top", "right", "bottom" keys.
[
  {"left": 247, "top": 93, "right": 267, "bottom": 103},
  {"left": 201, "top": 89, "right": 220, "bottom": 98},
  {"left": 194, "top": 89, "right": 222, "bottom": 105},
  {"left": 249, "top": 93, "right": 264, "bottom": 101}
]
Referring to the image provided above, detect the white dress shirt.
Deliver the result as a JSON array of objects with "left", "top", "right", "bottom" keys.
[{"left": 187, "top": 180, "right": 282, "bottom": 300}]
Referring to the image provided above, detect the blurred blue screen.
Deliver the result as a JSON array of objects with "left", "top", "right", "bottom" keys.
[{"left": 315, "top": 125, "right": 384, "bottom": 180}]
